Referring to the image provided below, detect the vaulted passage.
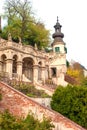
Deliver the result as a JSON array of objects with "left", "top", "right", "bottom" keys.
[{"left": 22, "top": 57, "right": 34, "bottom": 81}]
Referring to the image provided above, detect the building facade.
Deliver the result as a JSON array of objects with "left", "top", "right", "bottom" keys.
[{"left": 0, "top": 18, "right": 67, "bottom": 86}]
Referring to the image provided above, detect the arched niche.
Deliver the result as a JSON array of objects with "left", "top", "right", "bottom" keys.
[
  {"left": 22, "top": 57, "right": 34, "bottom": 81},
  {"left": 1, "top": 54, "right": 7, "bottom": 72}
]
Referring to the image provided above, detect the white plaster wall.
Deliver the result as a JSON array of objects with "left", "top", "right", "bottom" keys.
[
  {"left": 53, "top": 42, "right": 65, "bottom": 53},
  {"left": 50, "top": 56, "right": 66, "bottom": 66}
]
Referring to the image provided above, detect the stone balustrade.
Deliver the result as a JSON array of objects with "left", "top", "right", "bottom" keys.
[{"left": 0, "top": 39, "right": 46, "bottom": 58}]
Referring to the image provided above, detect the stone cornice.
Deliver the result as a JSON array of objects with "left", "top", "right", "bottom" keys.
[{"left": 0, "top": 46, "right": 46, "bottom": 59}]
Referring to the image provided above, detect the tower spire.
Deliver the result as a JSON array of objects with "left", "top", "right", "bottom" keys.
[
  {"left": 57, "top": 16, "right": 58, "bottom": 23},
  {"left": 51, "top": 17, "right": 66, "bottom": 54},
  {"left": 52, "top": 16, "right": 64, "bottom": 43}
]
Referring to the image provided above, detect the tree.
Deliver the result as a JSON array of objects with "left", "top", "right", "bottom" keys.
[
  {"left": 66, "top": 60, "right": 70, "bottom": 68},
  {"left": 67, "top": 62, "right": 84, "bottom": 85},
  {"left": 81, "top": 76, "right": 87, "bottom": 87},
  {"left": 1, "top": 0, "right": 50, "bottom": 49},
  {"left": 51, "top": 84, "right": 87, "bottom": 128},
  {"left": 25, "top": 22, "right": 50, "bottom": 49},
  {"left": 3, "top": 0, "right": 32, "bottom": 38}
]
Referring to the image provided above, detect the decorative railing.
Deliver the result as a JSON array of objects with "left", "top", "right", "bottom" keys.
[
  {"left": 0, "top": 39, "right": 46, "bottom": 58},
  {"left": 45, "top": 79, "right": 57, "bottom": 89},
  {"left": 0, "top": 71, "right": 33, "bottom": 87},
  {"left": 0, "top": 71, "right": 9, "bottom": 82},
  {"left": 48, "top": 52, "right": 65, "bottom": 64}
]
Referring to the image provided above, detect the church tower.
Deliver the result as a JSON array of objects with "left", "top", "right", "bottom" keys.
[
  {"left": 52, "top": 16, "right": 67, "bottom": 54},
  {"left": 49, "top": 17, "right": 67, "bottom": 86}
]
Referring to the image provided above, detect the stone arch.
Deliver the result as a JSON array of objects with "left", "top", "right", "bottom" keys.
[
  {"left": 1, "top": 54, "right": 7, "bottom": 72},
  {"left": 22, "top": 54, "right": 38, "bottom": 65},
  {"left": 12, "top": 55, "right": 18, "bottom": 73},
  {"left": 22, "top": 57, "right": 34, "bottom": 81}
]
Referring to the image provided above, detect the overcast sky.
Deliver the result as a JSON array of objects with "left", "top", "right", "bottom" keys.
[{"left": 1, "top": 0, "right": 87, "bottom": 68}]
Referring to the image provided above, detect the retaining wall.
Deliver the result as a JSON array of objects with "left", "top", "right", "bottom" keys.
[{"left": 0, "top": 82, "right": 86, "bottom": 130}]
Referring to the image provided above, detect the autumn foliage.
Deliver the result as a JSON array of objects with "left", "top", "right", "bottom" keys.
[{"left": 66, "top": 62, "right": 84, "bottom": 84}]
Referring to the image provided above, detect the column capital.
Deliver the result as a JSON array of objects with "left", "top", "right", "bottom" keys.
[
  {"left": 33, "top": 65, "right": 38, "bottom": 68},
  {"left": 41, "top": 66, "right": 46, "bottom": 70},
  {"left": 6, "top": 59, "right": 13, "bottom": 63},
  {"left": 17, "top": 61, "right": 23, "bottom": 65}
]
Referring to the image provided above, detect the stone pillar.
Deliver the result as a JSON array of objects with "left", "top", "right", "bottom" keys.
[
  {"left": 0, "top": 61, "right": 2, "bottom": 72},
  {"left": 6, "top": 59, "right": 13, "bottom": 78},
  {"left": 41, "top": 67, "right": 46, "bottom": 84},
  {"left": 17, "top": 61, "right": 22, "bottom": 80},
  {"left": 33, "top": 65, "right": 38, "bottom": 84},
  {"left": 49, "top": 68, "right": 52, "bottom": 79}
]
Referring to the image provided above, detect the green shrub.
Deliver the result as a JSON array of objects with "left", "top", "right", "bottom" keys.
[
  {"left": 81, "top": 77, "right": 87, "bottom": 87},
  {"left": 13, "top": 83, "right": 50, "bottom": 98},
  {"left": 0, "top": 110, "right": 54, "bottom": 130},
  {"left": 51, "top": 84, "right": 87, "bottom": 128}
]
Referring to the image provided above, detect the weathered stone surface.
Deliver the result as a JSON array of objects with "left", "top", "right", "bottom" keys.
[
  {"left": 0, "top": 82, "right": 86, "bottom": 130},
  {"left": 0, "top": 19, "right": 68, "bottom": 86}
]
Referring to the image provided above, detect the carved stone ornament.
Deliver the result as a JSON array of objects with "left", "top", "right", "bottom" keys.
[
  {"left": 19, "top": 36, "right": 22, "bottom": 44},
  {"left": 8, "top": 33, "right": 12, "bottom": 41},
  {"left": 34, "top": 43, "right": 38, "bottom": 50}
]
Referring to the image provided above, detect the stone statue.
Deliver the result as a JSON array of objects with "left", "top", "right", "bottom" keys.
[
  {"left": 34, "top": 43, "right": 38, "bottom": 50},
  {"left": 19, "top": 36, "right": 22, "bottom": 44},
  {"left": 41, "top": 46, "right": 44, "bottom": 51}
]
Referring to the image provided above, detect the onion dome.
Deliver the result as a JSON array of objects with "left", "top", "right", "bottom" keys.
[{"left": 52, "top": 17, "right": 64, "bottom": 43}]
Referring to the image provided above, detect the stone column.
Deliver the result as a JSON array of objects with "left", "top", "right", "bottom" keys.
[
  {"left": 6, "top": 59, "right": 13, "bottom": 78},
  {"left": 0, "top": 61, "right": 2, "bottom": 72},
  {"left": 41, "top": 67, "right": 46, "bottom": 84},
  {"left": 49, "top": 67, "right": 52, "bottom": 79},
  {"left": 33, "top": 65, "right": 38, "bottom": 84},
  {"left": 17, "top": 61, "right": 22, "bottom": 80}
]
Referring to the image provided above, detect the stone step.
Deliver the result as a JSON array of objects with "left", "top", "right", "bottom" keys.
[{"left": 0, "top": 81, "right": 85, "bottom": 130}]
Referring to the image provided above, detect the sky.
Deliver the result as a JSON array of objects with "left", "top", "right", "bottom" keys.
[{"left": 0, "top": 0, "right": 87, "bottom": 68}]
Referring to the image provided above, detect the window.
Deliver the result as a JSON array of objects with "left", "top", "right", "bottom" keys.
[
  {"left": 51, "top": 68, "right": 56, "bottom": 77},
  {"left": 64, "top": 47, "right": 67, "bottom": 53},
  {"left": 55, "top": 47, "right": 60, "bottom": 52}
]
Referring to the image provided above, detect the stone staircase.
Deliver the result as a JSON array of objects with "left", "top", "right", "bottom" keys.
[
  {"left": 0, "top": 81, "right": 86, "bottom": 130},
  {"left": 0, "top": 72, "right": 55, "bottom": 96}
]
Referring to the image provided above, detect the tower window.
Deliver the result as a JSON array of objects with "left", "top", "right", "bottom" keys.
[
  {"left": 64, "top": 47, "right": 67, "bottom": 53},
  {"left": 55, "top": 47, "right": 60, "bottom": 52}
]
